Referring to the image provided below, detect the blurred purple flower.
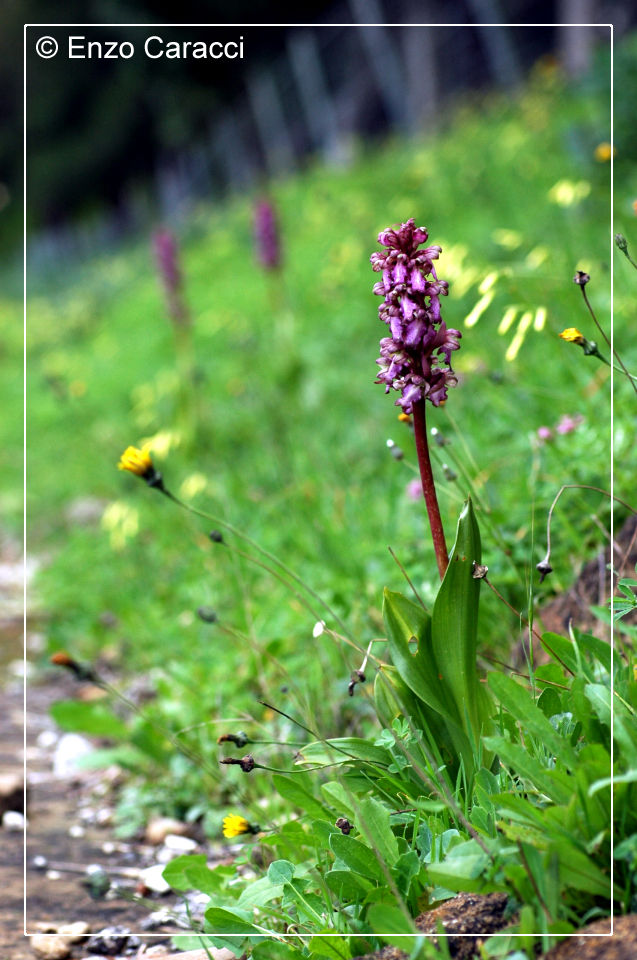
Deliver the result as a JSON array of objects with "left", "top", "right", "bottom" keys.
[
  {"left": 153, "top": 228, "right": 182, "bottom": 293},
  {"left": 537, "top": 426, "right": 552, "bottom": 442},
  {"left": 555, "top": 413, "right": 584, "bottom": 435},
  {"left": 371, "top": 219, "right": 460, "bottom": 412},
  {"left": 254, "top": 198, "right": 281, "bottom": 271},
  {"left": 406, "top": 478, "right": 423, "bottom": 501},
  {"left": 153, "top": 228, "right": 188, "bottom": 325}
]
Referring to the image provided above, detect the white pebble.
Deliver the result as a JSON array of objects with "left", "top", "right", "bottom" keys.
[
  {"left": 162, "top": 833, "right": 197, "bottom": 852},
  {"left": 139, "top": 863, "right": 171, "bottom": 894},
  {"left": 68, "top": 824, "right": 85, "bottom": 838},
  {"left": 2, "top": 810, "right": 26, "bottom": 830}
]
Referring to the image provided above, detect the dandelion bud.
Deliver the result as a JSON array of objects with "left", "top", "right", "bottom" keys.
[
  {"left": 335, "top": 817, "right": 353, "bottom": 835},
  {"left": 615, "top": 233, "right": 628, "bottom": 253},
  {"left": 536, "top": 558, "right": 553, "bottom": 583},
  {"left": 217, "top": 731, "right": 250, "bottom": 748},
  {"left": 573, "top": 270, "right": 590, "bottom": 287},
  {"left": 50, "top": 651, "right": 97, "bottom": 683},
  {"left": 220, "top": 754, "right": 256, "bottom": 773},
  {"left": 196, "top": 606, "right": 218, "bottom": 623},
  {"left": 348, "top": 669, "right": 366, "bottom": 697}
]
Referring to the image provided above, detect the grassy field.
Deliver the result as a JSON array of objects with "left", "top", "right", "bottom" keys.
[{"left": 10, "top": 48, "right": 637, "bottom": 955}]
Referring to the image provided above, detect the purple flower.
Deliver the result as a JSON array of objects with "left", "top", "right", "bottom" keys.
[
  {"left": 555, "top": 413, "right": 583, "bottom": 435},
  {"left": 372, "top": 219, "right": 460, "bottom": 413},
  {"left": 153, "top": 228, "right": 182, "bottom": 295},
  {"left": 537, "top": 426, "right": 552, "bottom": 442},
  {"left": 406, "top": 478, "right": 423, "bottom": 501},
  {"left": 153, "top": 228, "right": 189, "bottom": 326},
  {"left": 254, "top": 198, "right": 281, "bottom": 271}
]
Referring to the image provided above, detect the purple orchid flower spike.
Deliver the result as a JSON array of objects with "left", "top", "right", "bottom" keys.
[
  {"left": 254, "top": 198, "right": 281, "bottom": 271},
  {"left": 371, "top": 218, "right": 460, "bottom": 413},
  {"left": 372, "top": 219, "right": 460, "bottom": 577}
]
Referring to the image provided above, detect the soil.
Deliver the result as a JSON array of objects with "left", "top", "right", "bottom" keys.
[
  {"left": 544, "top": 915, "right": 637, "bottom": 960},
  {"left": 354, "top": 892, "right": 512, "bottom": 960},
  {"left": 1, "top": 676, "right": 190, "bottom": 959},
  {"left": 539, "top": 514, "right": 637, "bottom": 638}
]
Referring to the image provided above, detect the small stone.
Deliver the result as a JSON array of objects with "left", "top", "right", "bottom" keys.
[
  {"left": 53, "top": 733, "right": 93, "bottom": 778},
  {"left": 3, "top": 809, "right": 26, "bottom": 830},
  {"left": 36, "top": 730, "right": 58, "bottom": 750},
  {"left": 68, "top": 823, "right": 85, "bottom": 838},
  {"left": 46, "top": 870, "right": 62, "bottom": 880},
  {"left": 162, "top": 833, "right": 197, "bottom": 852},
  {"left": 145, "top": 816, "right": 190, "bottom": 845},
  {"left": 85, "top": 925, "right": 131, "bottom": 954},
  {"left": 32, "top": 855, "right": 48, "bottom": 870},
  {"left": 138, "top": 864, "right": 171, "bottom": 894},
  {"left": 0, "top": 772, "right": 24, "bottom": 814},
  {"left": 30, "top": 934, "right": 72, "bottom": 959},
  {"left": 57, "top": 921, "right": 90, "bottom": 942},
  {"left": 95, "top": 806, "right": 113, "bottom": 826},
  {"left": 101, "top": 841, "right": 115, "bottom": 854}
]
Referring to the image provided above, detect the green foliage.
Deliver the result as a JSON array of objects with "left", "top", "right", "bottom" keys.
[{"left": 377, "top": 499, "right": 492, "bottom": 786}]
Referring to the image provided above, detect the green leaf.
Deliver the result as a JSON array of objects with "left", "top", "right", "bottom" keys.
[
  {"left": 585, "top": 684, "right": 637, "bottom": 765},
  {"left": 431, "top": 498, "right": 492, "bottom": 742},
  {"left": 484, "top": 735, "right": 573, "bottom": 804},
  {"left": 237, "top": 875, "right": 284, "bottom": 908},
  {"left": 426, "top": 841, "right": 492, "bottom": 892},
  {"left": 367, "top": 903, "right": 416, "bottom": 949},
  {"left": 487, "top": 672, "right": 578, "bottom": 769},
  {"left": 320, "top": 781, "right": 357, "bottom": 820},
  {"left": 308, "top": 935, "right": 352, "bottom": 959},
  {"left": 162, "top": 855, "right": 225, "bottom": 896},
  {"left": 572, "top": 631, "right": 612, "bottom": 672},
  {"left": 50, "top": 699, "right": 128, "bottom": 740},
  {"left": 267, "top": 860, "right": 295, "bottom": 885},
  {"left": 537, "top": 687, "right": 562, "bottom": 719},
  {"left": 329, "top": 832, "right": 385, "bottom": 882},
  {"left": 356, "top": 797, "right": 399, "bottom": 866},
  {"left": 252, "top": 942, "right": 305, "bottom": 960},
  {"left": 296, "top": 738, "right": 390, "bottom": 768},
  {"left": 382, "top": 589, "right": 450, "bottom": 716},
  {"left": 540, "top": 632, "right": 583, "bottom": 677},
  {"left": 204, "top": 906, "right": 264, "bottom": 939},
  {"left": 73, "top": 745, "right": 147, "bottom": 771},
  {"left": 324, "top": 868, "right": 374, "bottom": 902},
  {"left": 272, "top": 773, "right": 333, "bottom": 820}
]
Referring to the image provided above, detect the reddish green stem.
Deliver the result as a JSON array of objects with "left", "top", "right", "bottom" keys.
[{"left": 412, "top": 399, "right": 449, "bottom": 579}]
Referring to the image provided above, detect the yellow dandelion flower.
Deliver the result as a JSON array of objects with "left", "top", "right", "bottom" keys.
[
  {"left": 222, "top": 814, "right": 251, "bottom": 839},
  {"left": 118, "top": 445, "right": 154, "bottom": 478},
  {"left": 559, "top": 328, "right": 585, "bottom": 344},
  {"left": 594, "top": 142, "right": 615, "bottom": 162}
]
